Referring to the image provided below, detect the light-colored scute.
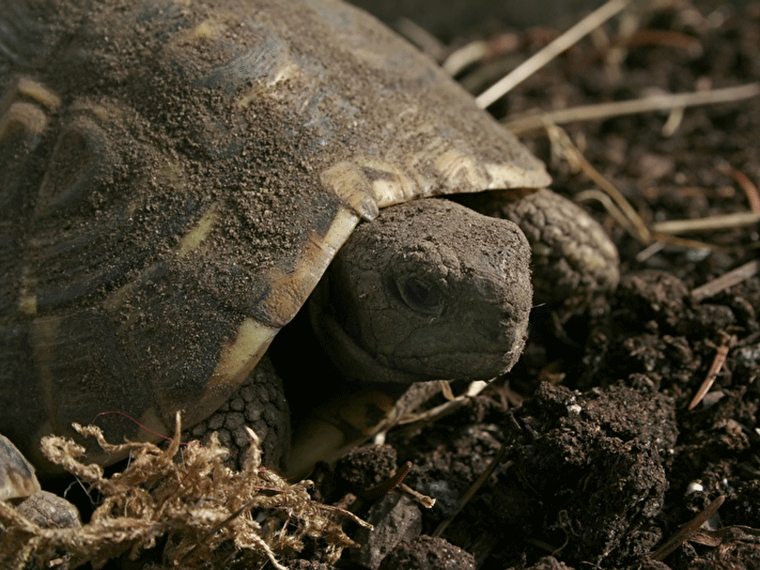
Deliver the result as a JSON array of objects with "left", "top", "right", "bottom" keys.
[
  {"left": 177, "top": 203, "right": 219, "bottom": 257},
  {"left": 257, "top": 205, "right": 360, "bottom": 325},
  {"left": 0, "top": 434, "right": 41, "bottom": 500}
]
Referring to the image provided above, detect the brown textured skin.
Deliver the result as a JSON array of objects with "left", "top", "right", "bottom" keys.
[{"left": 17, "top": 490, "right": 81, "bottom": 529}]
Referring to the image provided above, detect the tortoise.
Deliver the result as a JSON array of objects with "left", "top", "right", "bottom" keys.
[{"left": 0, "top": 0, "right": 619, "bottom": 478}]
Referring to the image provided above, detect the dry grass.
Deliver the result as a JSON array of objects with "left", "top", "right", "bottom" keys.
[{"left": 0, "top": 415, "right": 365, "bottom": 569}]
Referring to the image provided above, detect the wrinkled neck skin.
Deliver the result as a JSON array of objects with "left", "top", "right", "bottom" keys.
[{"left": 308, "top": 198, "right": 533, "bottom": 385}]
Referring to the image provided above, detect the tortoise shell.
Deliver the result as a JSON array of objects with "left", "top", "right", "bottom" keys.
[{"left": 0, "top": 0, "right": 550, "bottom": 468}]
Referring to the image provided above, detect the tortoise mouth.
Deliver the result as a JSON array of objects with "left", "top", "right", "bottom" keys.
[
  {"left": 310, "top": 301, "right": 524, "bottom": 383},
  {"left": 376, "top": 345, "right": 524, "bottom": 382}
]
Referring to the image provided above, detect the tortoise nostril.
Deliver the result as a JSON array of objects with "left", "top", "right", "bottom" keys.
[{"left": 471, "top": 316, "right": 507, "bottom": 345}]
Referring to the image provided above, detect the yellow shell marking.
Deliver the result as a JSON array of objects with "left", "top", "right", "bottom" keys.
[
  {"left": 188, "top": 18, "right": 228, "bottom": 40},
  {"left": 0, "top": 78, "right": 59, "bottom": 143},
  {"left": 177, "top": 202, "right": 219, "bottom": 257},
  {"left": 356, "top": 157, "right": 419, "bottom": 209},
  {"left": 2, "top": 79, "right": 63, "bottom": 317},
  {"left": 320, "top": 161, "right": 379, "bottom": 220},
  {"left": 13, "top": 77, "right": 61, "bottom": 110},
  {"left": 257, "top": 204, "right": 360, "bottom": 325},
  {"left": 17, "top": 292, "right": 36, "bottom": 317},
  {"left": 200, "top": 203, "right": 359, "bottom": 413},
  {"left": 199, "top": 317, "right": 279, "bottom": 417},
  {"left": 0, "top": 102, "right": 48, "bottom": 141}
]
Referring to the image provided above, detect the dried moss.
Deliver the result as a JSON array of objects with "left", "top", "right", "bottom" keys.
[{"left": 0, "top": 416, "right": 366, "bottom": 569}]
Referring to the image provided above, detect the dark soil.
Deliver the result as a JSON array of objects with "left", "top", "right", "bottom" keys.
[{"left": 320, "top": 2, "right": 760, "bottom": 569}]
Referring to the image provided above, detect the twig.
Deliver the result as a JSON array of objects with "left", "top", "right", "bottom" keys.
[
  {"left": 719, "top": 162, "right": 760, "bottom": 213},
  {"left": 399, "top": 483, "right": 436, "bottom": 509},
  {"left": 648, "top": 233, "right": 735, "bottom": 252},
  {"left": 397, "top": 380, "right": 488, "bottom": 426},
  {"left": 691, "top": 524, "right": 760, "bottom": 546},
  {"left": 359, "top": 461, "right": 413, "bottom": 500},
  {"left": 688, "top": 334, "right": 735, "bottom": 411},
  {"left": 661, "top": 104, "right": 684, "bottom": 137},
  {"left": 504, "top": 83, "right": 760, "bottom": 134},
  {"left": 316, "top": 503, "right": 373, "bottom": 529},
  {"left": 443, "top": 33, "right": 520, "bottom": 76},
  {"left": 396, "top": 17, "right": 447, "bottom": 62},
  {"left": 622, "top": 28, "right": 703, "bottom": 55},
  {"left": 651, "top": 496, "right": 725, "bottom": 561},
  {"left": 476, "top": 0, "right": 634, "bottom": 108},
  {"left": 635, "top": 240, "right": 667, "bottom": 262},
  {"left": 575, "top": 189, "right": 640, "bottom": 238},
  {"left": 547, "top": 124, "right": 650, "bottom": 242},
  {"left": 691, "top": 260, "right": 760, "bottom": 303},
  {"left": 652, "top": 211, "right": 760, "bottom": 234},
  {"left": 543, "top": 125, "right": 757, "bottom": 253},
  {"left": 443, "top": 41, "right": 489, "bottom": 76}
]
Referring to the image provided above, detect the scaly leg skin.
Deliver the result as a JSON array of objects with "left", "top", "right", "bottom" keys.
[{"left": 185, "top": 355, "right": 290, "bottom": 472}]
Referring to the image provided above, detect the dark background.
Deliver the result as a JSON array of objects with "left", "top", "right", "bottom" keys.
[{"left": 351, "top": 0, "right": 747, "bottom": 38}]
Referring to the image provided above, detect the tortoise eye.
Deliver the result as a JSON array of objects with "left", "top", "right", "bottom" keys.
[{"left": 396, "top": 276, "right": 445, "bottom": 316}]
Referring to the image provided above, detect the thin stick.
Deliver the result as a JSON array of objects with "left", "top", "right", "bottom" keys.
[
  {"left": 719, "top": 162, "right": 760, "bottom": 213},
  {"left": 652, "top": 211, "right": 760, "bottom": 234},
  {"left": 504, "top": 83, "right": 760, "bottom": 134},
  {"left": 397, "top": 380, "right": 488, "bottom": 426},
  {"left": 443, "top": 41, "right": 489, "bottom": 76},
  {"left": 443, "top": 33, "right": 521, "bottom": 76},
  {"left": 651, "top": 496, "right": 725, "bottom": 561},
  {"left": 476, "top": 0, "right": 634, "bottom": 108},
  {"left": 317, "top": 503, "right": 373, "bottom": 529},
  {"left": 548, "top": 124, "right": 651, "bottom": 242},
  {"left": 360, "top": 461, "right": 413, "bottom": 500},
  {"left": 648, "top": 233, "right": 735, "bottom": 252},
  {"left": 399, "top": 483, "right": 436, "bottom": 509},
  {"left": 575, "top": 188, "right": 640, "bottom": 239},
  {"left": 688, "top": 334, "right": 735, "bottom": 411},
  {"left": 691, "top": 260, "right": 760, "bottom": 303}
]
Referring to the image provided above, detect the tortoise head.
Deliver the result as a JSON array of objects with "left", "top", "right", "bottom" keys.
[{"left": 310, "top": 199, "right": 533, "bottom": 384}]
